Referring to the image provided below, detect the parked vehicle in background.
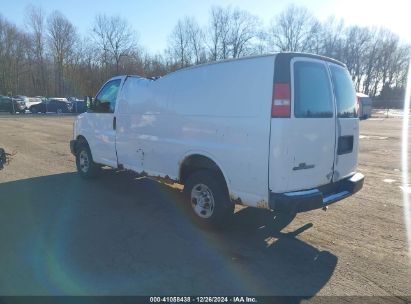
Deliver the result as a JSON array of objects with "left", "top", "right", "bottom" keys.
[
  {"left": 70, "top": 99, "right": 87, "bottom": 113},
  {"left": 35, "top": 96, "right": 47, "bottom": 102},
  {"left": 12, "top": 96, "right": 29, "bottom": 112},
  {"left": 0, "top": 96, "right": 14, "bottom": 113},
  {"left": 31, "top": 98, "right": 72, "bottom": 114},
  {"left": 68, "top": 97, "right": 86, "bottom": 113},
  {"left": 356, "top": 92, "right": 372, "bottom": 119},
  {"left": 49, "top": 97, "right": 68, "bottom": 102},
  {"left": 70, "top": 52, "right": 364, "bottom": 228},
  {"left": 9, "top": 96, "right": 27, "bottom": 114},
  {"left": 27, "top": 97, "right": 43, "bottom": 113},
  {"left": 12, "top": 95, "right": 42, "bottom": 112}
]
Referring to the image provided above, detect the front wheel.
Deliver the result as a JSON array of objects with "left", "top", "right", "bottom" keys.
[
  {"left": 75, "top": 142, "right": 100, "bottom": 179},
  {"left": 183, "top": 170, "right": 234, "bottom": 229}
]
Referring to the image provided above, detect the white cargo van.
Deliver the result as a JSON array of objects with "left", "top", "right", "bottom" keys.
[{"left": 70, "top": 52, "right": 364, "bottom": 227}]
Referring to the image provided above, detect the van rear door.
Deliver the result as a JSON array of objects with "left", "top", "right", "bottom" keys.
[
  {"left": 269, "top": 56, "right": 336, "bottom": 193},
  {"left": 328, "top": 63, "right": 359, "bottom": 182}
]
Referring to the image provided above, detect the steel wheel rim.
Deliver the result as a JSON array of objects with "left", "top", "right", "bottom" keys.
[
  {"left": 79, "top": 150, "right": 90, "bottom": 173},
  {"left": 190, "top": 183, "right": 215, "bottom": 218}
]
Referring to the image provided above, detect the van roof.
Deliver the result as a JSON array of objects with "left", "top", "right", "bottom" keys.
[
  {"left": 122, "top": 52, "right": 346, "bottom": 81},
  {"left": 166, "top": 52, "right": 345, "bottom": 77}
]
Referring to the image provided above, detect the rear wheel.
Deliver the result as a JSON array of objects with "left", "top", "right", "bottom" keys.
[
  {"left": 75, "top": 142, "right": 100, "bottom": 179},
  {"left": 183, "top": 170, "right": 234, "bottom": 229}
]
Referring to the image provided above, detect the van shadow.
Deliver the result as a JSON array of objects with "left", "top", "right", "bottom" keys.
[{"left": 0, "top": 170, "right": 337, "bottom": 299}]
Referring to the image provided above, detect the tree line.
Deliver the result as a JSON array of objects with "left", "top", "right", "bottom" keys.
[{"left": 0, "top": 4, "right": 409, "bottom": 99}]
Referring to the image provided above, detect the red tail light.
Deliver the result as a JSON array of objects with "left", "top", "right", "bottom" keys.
[{"left": 272, "top": 83, "right": 291, "bottom": 118}]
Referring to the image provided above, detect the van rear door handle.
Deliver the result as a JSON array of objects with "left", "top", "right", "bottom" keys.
[
  {"left": 293, "top": 163, "right": 315, "bottom": 171},
  {"left": 113, "top": 116, "right": 116, "bottom": 130}
]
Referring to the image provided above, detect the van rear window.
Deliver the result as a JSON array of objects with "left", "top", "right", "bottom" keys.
[
  {"left": 293, "top": 61, "right": 333, "bottom": 118},
  {"left": 330, "top": 65, "right": 357, "bottom": 118}
]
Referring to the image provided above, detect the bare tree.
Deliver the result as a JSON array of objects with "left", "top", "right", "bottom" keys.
[
  {"left": 92, "top": 14, "right": 139, "bottom": 75},
  {"left": 0, "top": 15, "right": 30, "bottom": 95},
  {"left": 319, "top": 17, "right": 345, "bottom": 58},
  {"left": 143, "top": 53, "right": 170, "bottom": 77},
  {"left": 47, "top": 10, "right": 77, "bottom": 96},
  {"left": 185, "top": 17, "right": 206, "bottom": 64},
  {"left": 167, "top": 17, "right": 206, "bottom": 68},
  {"left": 25, "top": 4, "right": 48, "bottom": 95},
  {"left": 206, "top": 6, "right": 261, "bottom": 60},
  {"left": 229, "top": 8, "right": 260, "bottom": 58},
  {"left": 207, "top": 6, "right": 231, "bottom": 60},
  {"left": 92, "top": 14, "right": 110, "bottom": 77},
  {"left": 167, "top": 18, "right": 191, "bottom": 68},
  {"left": 341, "top": 26, "right": 372, "bottom": 90},
  {"left": 268, "top": 4, "right": 319, "bottom": 52},
  {"left": 361, "top": 27, "right": 381, "bottom": 95}
]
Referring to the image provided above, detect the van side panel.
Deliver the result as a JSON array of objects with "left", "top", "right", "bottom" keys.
[
  {"left": 116, "top": 56, "right": 273, "bottom": 208},
  {"left": 166, "top": 56, "right": 275, "bottom": 207},
  {"left": 115, "top": 56, "right": 275, "bottom": 208}
]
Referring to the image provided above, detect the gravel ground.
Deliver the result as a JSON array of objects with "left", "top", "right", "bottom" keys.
[{"left": 0, "top": 114, "right": 410, "bottom": 300}]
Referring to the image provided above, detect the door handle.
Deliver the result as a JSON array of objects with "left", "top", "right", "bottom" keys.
[
  {"left": 293, "top": 163, "right": 315, "bottom": 171},
  {"left": 113, "top": 116, "right": 116, "bottom": 130}
]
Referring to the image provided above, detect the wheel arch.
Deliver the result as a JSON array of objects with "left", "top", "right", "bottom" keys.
[{"left": 179, "top": 153, "right": 230, "bottom": 194}]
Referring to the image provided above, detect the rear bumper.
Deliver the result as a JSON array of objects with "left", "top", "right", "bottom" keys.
[{"left": 269, "top": 172, "right": 364, "bottom": 213}]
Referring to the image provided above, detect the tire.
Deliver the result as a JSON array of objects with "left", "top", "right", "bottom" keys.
[
  {"left": 75, "top": 141, "right": 100, "bottom": 179},
  {"left": 30, "top": 106, "right": 37, "bottom": 114},
  {"left": 183, "top": 170, "right": 234, "bottom": 229}
]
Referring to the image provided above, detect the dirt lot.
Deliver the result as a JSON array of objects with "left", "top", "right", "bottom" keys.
[{"left": 0, "top": 114, "right": 410, "bottom": 299}]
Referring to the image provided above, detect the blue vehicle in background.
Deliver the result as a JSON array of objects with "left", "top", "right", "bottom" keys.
[{"left": 31, "top": 98, "right": 72, "bottom": 114}]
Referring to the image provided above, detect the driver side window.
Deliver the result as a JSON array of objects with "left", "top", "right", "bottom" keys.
[{"left": 92, "top": 79, "right": 121, "bottom": 113}]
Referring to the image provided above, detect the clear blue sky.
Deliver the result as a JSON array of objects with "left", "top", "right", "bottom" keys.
[{"left": 2, "top": 0, "right": 410, "bottom": 53}]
